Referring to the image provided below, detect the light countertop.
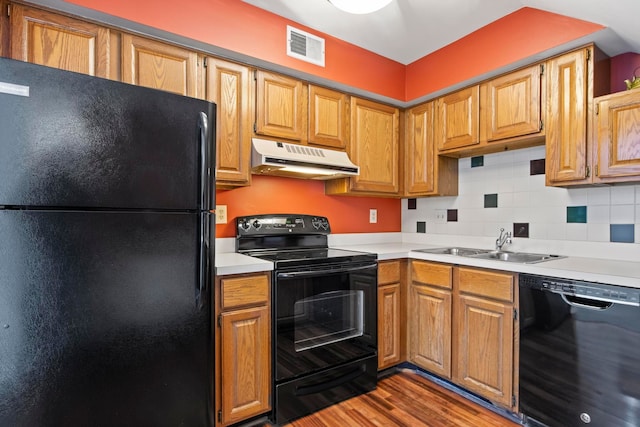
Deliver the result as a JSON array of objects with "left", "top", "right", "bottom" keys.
[{"left": 216, "top": 241, "right": 640, "bottom": 289}]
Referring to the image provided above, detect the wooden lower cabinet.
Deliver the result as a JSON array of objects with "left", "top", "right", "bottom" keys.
[
  {"left": 408, "top": 261, "right": 517, "bottom": 410},
  {"left": 409, "top": 261, "right": 452, "bottom": 378},
  {"left": 453, "top": 267, "right": 516, "bottom": 409},
  {"left": 215, "top": 272, "right": 271, "bottom": 426},
  {"left": 377, "top": 260, "right": 405, "bottom": 369}
]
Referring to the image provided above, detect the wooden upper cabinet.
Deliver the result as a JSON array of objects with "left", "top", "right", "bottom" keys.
[
  {"left": 326, "top": 97, "right": 399, "bottom": 195},
  {"left": 204, "top": 57, "right": 253, "bottom": 187},
  {"left": 121, "top": 34, "right": 198, "bottom": 97},
  {"left": 482, "top": 64, "right": 542, "bottom": 141},
  {"left": 545, "top": 48, "right": 590, "bottom": 185},
  {"left": 9, "top": 3, "right": 115, "bottom": 78},
  {"left": 593, "top": 89, "right": 640, "bottom": 182},
  {"left": 405, "top": 101, "right": 458, "bottom": 197},
  {"left": 254, "top": 70, "right": 307, "bottom": 142},
  {"left": 406, "top": 102, "right": 436, "bottom": 195},
  {"left": 308, "top": 85, "right": 348, "bottom": 149},
  {"left": 437, "top": 86, "right": 480, "bottom": 151}
]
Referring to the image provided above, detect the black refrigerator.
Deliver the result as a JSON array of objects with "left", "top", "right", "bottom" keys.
[{"left": 0, "top": 57, "right": 215, "bottom": 426}]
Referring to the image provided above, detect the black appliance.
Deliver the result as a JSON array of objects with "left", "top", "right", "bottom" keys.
[
  {"left": 236, "top": 214, "right": 378, "bottom": 425},
  {"left": 0, "top": 58, "right": 216, "bottom": 427},
  {"left": 519, "top": 274, "right": 640, "bottom": 427}
]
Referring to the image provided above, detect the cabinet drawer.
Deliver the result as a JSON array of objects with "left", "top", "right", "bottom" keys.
[
  {"left": 378, "top": 260, "right": 401, "bottom": 285},
  {"left": 457, "top": 267, "right": 513, "bottom": 302},
  {"left": 411, "top": 261, "right": 452, "bottom": 289},
  {"left": 221, "top": 273, "right": 269, "bottom": 310}
]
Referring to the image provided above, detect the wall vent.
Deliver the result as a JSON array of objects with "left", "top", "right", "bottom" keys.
[{"left": 286, "top": 25, "right": 325, "bottom": 67}]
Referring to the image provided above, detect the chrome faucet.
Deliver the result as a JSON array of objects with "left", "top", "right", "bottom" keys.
[{"left": 495, "top": 228, "right": 512, "bottom": 251}]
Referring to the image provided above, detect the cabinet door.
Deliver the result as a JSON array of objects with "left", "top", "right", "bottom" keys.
[
  {"left": 9, "top": 4, "right": 114, "bottom": 78},
  {"left": 348, "top": 97, "right": 400, "bottom": 194},
  {"left": 545, "top": 48, "right": 590, "bottom": 184},
  {"left": 454, "top": 294, "right": 513, "bottom": 408},
  {"left": 255, "top": 70, "right": 307, "bottom": 141},
  {"left": 121, "top": 34, "right": 198, "bottom": 97},
  {"left": 205, "top": 58, "right": 252, "bottom": 186},
  {"left": 378, "top": 283, "right": 401, "bottom": 369},
  {"left": 406, "top": 101, "right": 436, "bottom": 194},
  {"left": 220, "top": 306, "right": 271, "bottom": 425},
  {"left": 482, "top": 65, "right": 542, "bottom": 141},
  {"left": 437, "top": 86, "right": 479, "bottom": 151},
  {"left": 409, "top": 284, "right": 452, "bottom": 378},
  {"left": 308, "top": 85, "right": 348, "bottom": 149},
  {"left": 594, "top": 90, "right": 640, "bottom": 181}
]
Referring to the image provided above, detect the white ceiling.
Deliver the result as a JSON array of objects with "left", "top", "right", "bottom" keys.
[{"left": 243, "top": 0, "right": 638, "bottom": 65}]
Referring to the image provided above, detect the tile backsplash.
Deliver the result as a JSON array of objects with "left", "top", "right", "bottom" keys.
[{"left": 402, "top": 146, "right": 640, "bottom": 246}]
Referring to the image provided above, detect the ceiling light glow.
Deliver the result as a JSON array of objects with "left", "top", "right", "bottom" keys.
[{"left": 328, "top": 0, "right": 393, "bottom": 14}]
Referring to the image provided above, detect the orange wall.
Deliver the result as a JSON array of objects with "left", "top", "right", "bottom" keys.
[
  {"left": 65, "top": 0, "right": 406, "bottom": 100},
  {"left": 405, "top": 8, "right": 604, "bottom": 99},
  {"left": 215, "top": 176, "right": 400, "bottom": 238},
  {"left": 66, "top": 1, "right": 604, "bottom": 102}
]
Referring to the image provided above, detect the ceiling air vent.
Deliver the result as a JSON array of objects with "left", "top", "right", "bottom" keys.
[{"left": 287, "top": 25, "right": 325, "bottom": 67}]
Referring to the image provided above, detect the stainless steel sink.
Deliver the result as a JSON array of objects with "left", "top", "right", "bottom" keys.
[
  {"left": 413, "top": 247, "right": 491, "bottom": 256},
  {"left": 414, "top": 247, "right": 565, "bottom": 264},
  {"left": 470, "top": 251, "right": 565, "bottom": 264}
]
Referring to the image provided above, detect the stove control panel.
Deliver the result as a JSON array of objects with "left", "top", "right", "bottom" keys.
[{"left": 236, "top": 214, "right": 331, "bottom": 236}]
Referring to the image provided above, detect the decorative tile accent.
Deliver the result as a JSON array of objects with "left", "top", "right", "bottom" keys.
[
  {"left": 484, "top": 194, "right": 498, "bottom": 208},
  {"left": 529, "top": 159, "right": 545, "bottom": 175},
  {"left": 514, "top": 223, "right": 529, "bottom": 238},
  {"left": 408, "top": 198, "right": 417, "bottom": 210},
  {"left": 471, "top": 156, "right": 484, "bottom": 168},
  {"left": 610, "top": 224, "right": 635, "bottom": 243},
  {"left": 567, "top": 206, "right": 587, "bottom": 223},
  {"left": 447, "top": 209, "right": 458, "bottom": 222},
  {"left": 416, "top": 221, "right": 426, "bottom": 233}
]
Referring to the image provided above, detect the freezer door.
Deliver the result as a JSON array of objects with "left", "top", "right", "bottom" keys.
[
  {"left": 0, "top": 210, "right": 212, "bottom": 427},
  {"left": 0, "top": 57, "right": 215, "bottom": 210}
]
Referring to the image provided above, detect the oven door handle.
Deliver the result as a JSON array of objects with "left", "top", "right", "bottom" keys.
[{"left": 277, "top": 263, "right": 377, "bottom": 278}]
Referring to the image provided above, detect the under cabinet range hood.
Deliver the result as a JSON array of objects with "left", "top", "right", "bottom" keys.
[{"left": 251, "top": 138, "right": 359, "bottom": 180}]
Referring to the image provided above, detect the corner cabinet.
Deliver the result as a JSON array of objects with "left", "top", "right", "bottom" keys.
[
  {"left": 204, "top": 57, "right": 253, "bottom": 187},
  {"left": 545, "top": 45, "right": 610, "bottom": 186},
  {"left": 377, "top": 260, "right": 405, "bottom": 370},
  {"left": 592, "top": 89, "right": 640, "bottom": 182},
  {"left": 325, "top": 97, "right": 400, "bottom": 196},
  {"left": 215, "top": 272, "right": 271, "bottom": 426},
  {"left": 8, "top": 3, "right": 117, "bottom": 79},
  {"left": 405, "top": 101, "right": 458, "bottom": 197}
]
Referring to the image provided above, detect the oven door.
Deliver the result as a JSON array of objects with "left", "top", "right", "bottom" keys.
[{"left": 274, "top": 260, "right": 377, "bottom": 383}]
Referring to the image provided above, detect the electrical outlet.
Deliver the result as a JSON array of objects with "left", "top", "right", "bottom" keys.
[
  {"left": 369, "top": 209, "right": 377, "bottom": 224},
  {"left": 434, "top": 209, "right": 446, "bottom": 223},
  {"left": 215, "top": 205, "right": 227, "bottom": 224}
]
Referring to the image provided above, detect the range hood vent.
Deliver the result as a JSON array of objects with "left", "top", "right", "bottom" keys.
[{"left": 251, "top": 138, "right": 359, "bottom": 180}]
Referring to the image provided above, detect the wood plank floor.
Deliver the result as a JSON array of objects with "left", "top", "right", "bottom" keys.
[{"left": 280, "top": 369, "right": 522, "bottom": 427}]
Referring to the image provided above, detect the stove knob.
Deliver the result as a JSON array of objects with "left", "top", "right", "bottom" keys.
[
  {"left": 240, "top": 220, "right": 251, "bottom": 231},
  {"left": 252, "top": 219, "right": 262, "bottom": 230},
  {"left": 311, "top": 218, "right": 321, "bottom": 229},
  {"left": 320, "top": 218, "right": 329, "bottom": 230}
]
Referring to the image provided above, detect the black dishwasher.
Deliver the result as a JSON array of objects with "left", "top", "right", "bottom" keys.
[{"left": 519, "top": 274, "right": 640, "bottom": 427}]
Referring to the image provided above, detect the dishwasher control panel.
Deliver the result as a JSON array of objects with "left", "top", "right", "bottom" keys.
[{"left": 520, "top": 274, "right": 640, "bottom": 305}]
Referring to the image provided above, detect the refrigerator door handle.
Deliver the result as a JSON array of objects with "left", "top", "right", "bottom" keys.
[
  {"left": 198, "top": 111, "right": 211, "bottom": 211},
  {"left": 198, "top": 212, "right": 210, "bottom": 309}
]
